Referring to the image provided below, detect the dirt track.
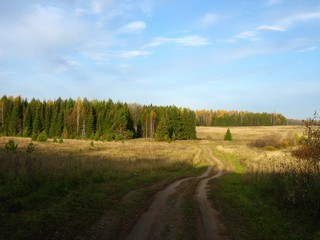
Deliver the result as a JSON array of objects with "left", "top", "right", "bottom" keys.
[{"left": 125, "top": 146, "right": 228, "bottom": 240}]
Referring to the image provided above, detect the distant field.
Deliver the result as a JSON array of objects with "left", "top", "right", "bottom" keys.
[{"left": 196, "top": 125, "right": 304, "bottom": 142}]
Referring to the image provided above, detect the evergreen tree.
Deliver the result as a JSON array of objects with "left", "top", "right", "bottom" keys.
[
  {"left": 32, "top": 105, "right": 41, "bottom": 136},
  {"left": 111, "top": 108, "right": 133, "bottom": 140},
  {"left": 22, "top": 107, "right": 32, "bottom": 137},
  {"left": 155, "top": 111, "right": 170, "bottom": 140},
  {"left": 224, "top": 128, "right": 232, "bottom": 141},
  {"left": 9, "top": 96, "right": 23, "bottom": 136},
  {"left": 43, "top": 101, "right": 52, "bottom": 135}
]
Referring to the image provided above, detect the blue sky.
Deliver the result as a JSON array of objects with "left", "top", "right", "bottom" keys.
[{"left": 0, "top": 0, "right": 319, "bottom": 119}]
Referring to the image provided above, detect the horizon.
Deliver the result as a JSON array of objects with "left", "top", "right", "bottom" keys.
[{"left": 1, "top": 0, "right": 319, "bottom": 119}]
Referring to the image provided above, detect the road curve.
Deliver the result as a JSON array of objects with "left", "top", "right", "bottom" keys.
[{"left": 125, "top": 145, "right": 225, "bottom": 240}]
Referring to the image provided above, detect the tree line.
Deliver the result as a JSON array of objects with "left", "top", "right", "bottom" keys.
[
  {"left": 196, "top": 110, "right": 287, "bottom": 126},
  {"left": 0, "top": 96, "right": 196, "bottom": 141}
]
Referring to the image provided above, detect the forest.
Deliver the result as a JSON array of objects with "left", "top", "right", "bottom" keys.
[
  {"left": 196, "top": 109, "right": 287, "bottom": 126},
  {"left": 0, "top": 95, "right": 196, "bottom": 141},
  {"left": 0, "top": 96, "right": 290, "bottom": 142}
]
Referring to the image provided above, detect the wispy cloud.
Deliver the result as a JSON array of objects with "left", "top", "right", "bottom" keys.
[
  {"left": 0, "top": 4, "right": 85, "bottom": 58},
  {"left": 174, "top": 36, "right": 210, "bottom": 46},
  {"left": 120, "top": 50, "right": 152, "bottom": 58},
  {"left": 279, "top": 10, "right": 320, "bottom": 27},
  {"left": 256, "top": 25, "right": 286, "bottom": 32},
  {"left": 234, "top": 31, "right": 257, "bottom": 40},
  {"left": 297, "top": 46, "right": 318, "bottom": 53},
  {"left": 118, "top": 21, "right": 146, "bottom": 33},
  {"left": 226, "top": 24, "right": 286, "bottom": 43},
  {"left": 199, "top": 13, "right": 218, "bottom": 27},
  {"left": 145, "top": 35, "right": 210, "bottom": 48}
]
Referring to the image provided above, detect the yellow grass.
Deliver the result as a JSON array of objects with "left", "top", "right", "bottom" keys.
[
  {"left": 197, "top": 125, "right": 305, "bottom": 173},
  {"left": 197, "top": 125, "right": 304, "bottom": 142}
]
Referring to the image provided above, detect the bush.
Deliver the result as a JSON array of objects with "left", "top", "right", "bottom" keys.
[
  {"left": 5, "top": 139, "right": 18, "bottom": 153},
  {"left": 37, "top": 131, "right": 48, "bottom": 142},
  {"left": 53, "top": 136, "right": 58, "bottom": 143},
  {"left": 292, "top": 112, "right": 320, "bottom": 165},
  {"left": 26, "top": 142, "right": 35, "bottom": 153},
  {"left": 248, "top": 135, "right": 282, "bottom": 149},
  {"left": 224, "top": 128, "right": 232, "bottom": 141},
  {"left": 59, "top": 137, "right": 63, "bottom": 143}
]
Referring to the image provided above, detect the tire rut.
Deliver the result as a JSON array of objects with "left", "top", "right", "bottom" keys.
[{"left": 125, "top": 145, "right": 228, "bottom": 240}]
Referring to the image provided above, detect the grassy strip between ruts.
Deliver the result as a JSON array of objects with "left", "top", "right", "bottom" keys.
[{"left": 208, "top": 148, "right": 320, "bottom": 240}]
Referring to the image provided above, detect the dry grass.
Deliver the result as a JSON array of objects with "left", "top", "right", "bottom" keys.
[
  {"left": 204, "top": 125, "right": 320, "bottom": 239},
  {"left": 197, "top": 125, "right": 304, "bottom": 142},
  {"left": 0, "top": 137, "right": 206, "bottom": 240},
  {"left": 0, "top": 137, "right": 203, "bottom": 176}
]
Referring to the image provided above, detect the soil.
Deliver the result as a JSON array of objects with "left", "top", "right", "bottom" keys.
[
  {"left": 76, "top": 145, "right": 228, "bottom": 240},
  {"left": 125, "top": 145, "right": 228, "bottom": 240}
]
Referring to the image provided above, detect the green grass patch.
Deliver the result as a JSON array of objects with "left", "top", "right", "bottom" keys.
[{"left": 208, "top": 149, "right": 320, "bottom": 240}]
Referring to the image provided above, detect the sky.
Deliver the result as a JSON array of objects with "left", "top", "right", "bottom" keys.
[{"left": 0, "top": 0, "right": 319, "bottom": 119}]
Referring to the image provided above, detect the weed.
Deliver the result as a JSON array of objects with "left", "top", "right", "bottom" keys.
[
  {"left": 5, "top": 139, "right": 18, "bottom": 153},
  {"left": 36, "top": 131, "right": 48, "bottom": 142},
  {"left": 26, "top": 142, "right": 35, "bottom": 153}
]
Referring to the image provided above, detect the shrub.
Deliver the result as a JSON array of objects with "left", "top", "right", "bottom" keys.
[
  {"left": 292, "top": 112, "right": 320, "bottom": 167},
  {"left": 224, "top": 128, "right": 232, "bottom": 141},
  {"left": 5, "top": 139, "right": 18, "bottom": 153},
  {"left": 53, "top": 136, "right": 58, "bottom": 143},
  {"left": 37, "top": 131, "right": 48, "bottom": 142},
  {"left": 248, "top": 135, "right": 282, "bottom": 149},
  {"left": 26, "top": 142, "right": 35, "bottom": 153},
  {"left": 59, "top": 137, "right": 63, "bottom": 143}
]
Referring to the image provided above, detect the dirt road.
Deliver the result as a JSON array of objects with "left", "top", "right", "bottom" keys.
[{"left": 125, "top": 146, "right": 227, "bottom": 240}]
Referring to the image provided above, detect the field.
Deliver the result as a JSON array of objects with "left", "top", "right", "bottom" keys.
[
  {"left": 2, "top": 125, "right": 320, "bottom": 239},
  {"left": 0, "top": 137, "right": 206, "bottom": 239},
  {"left": 199, "top": 126, "right": 320, "bottom": 239}
]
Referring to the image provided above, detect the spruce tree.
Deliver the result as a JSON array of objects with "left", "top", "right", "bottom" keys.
[
  {"left": 22, "top": 107, "right": 32, "bottom": 137},
  {"left": 155, "top": 112, "right": 170, "bottom": 140},
  {"left": 224, "top": 128, "right": 232, "bottom": 141}
]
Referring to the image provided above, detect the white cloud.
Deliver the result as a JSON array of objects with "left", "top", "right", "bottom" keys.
[
  {"left": 297, "top": 46, "right": 318, "bottom": 53},
  {"left": 175, "top": 36, "right": 210, "bottom": 46},
  {"left": 234, "top": 31, "right": 257, "bottom": 41},
  {"left": 0, "top": 4, "right": 85, "bottom": 58},
  {"left": 121, "top": 50, "right": 152, "bottom": 58},
  {"left": 279, "top": 11, "right": 320, "bottom": 27},
  {"left": 145, "top": 35, "right": 210, "bottom": 48},
  {"left": 199, "top": 13, "right": 218, "bottom": 27},
  {"left": 118, "top": 21, "right": 146, "bottom": 33},
  {"left": 256, "top": 25, "right": 286, "bottom": 32}
]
